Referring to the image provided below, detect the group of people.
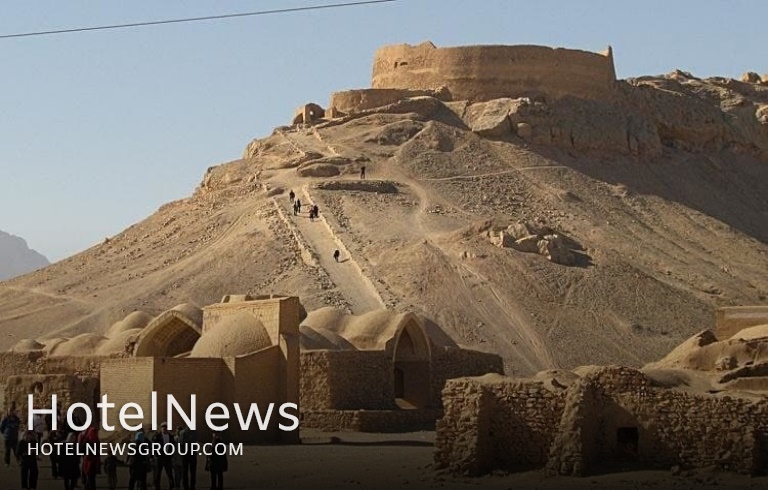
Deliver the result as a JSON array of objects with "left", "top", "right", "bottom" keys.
[
  {"left": 288, "top": 190, "right": 320, "bottom": 221},
  {"left": 126, "top": 422, "right": 226, "bottom": 490},
  {"left": 1, "top": 404, "right": 99, "bottom": 490},
  {"left": 288, "top": 190, "right": 343, "bottom": 263},
  {"left": 1, "top": 404, "right": 228, "bottom": 490}
]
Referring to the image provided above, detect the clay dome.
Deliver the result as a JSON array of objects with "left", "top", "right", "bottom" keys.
[
  {"left": 106, "top": 311, "right": 153, "bottom": 336},
  {"left": 47, "top": 333, "right": 108, "bottom": 357},
  {"left": 170, "top": 303, "right": 203, "bottom": 326},
  {"left": 96, "top": 329, "right": 139, "bottom": 355},
  {"left": 10, "top": 339, "right": 44, "bottom": 353},
  {"left": 189, "top": 311, "right": 271, "bottom": 358},
  {"left": 729, "top": 324, "right": 768, "bottom": 341},
  {"left": 299, "top": 324, "right": 356, "bottom": 351},
  {"left": 300, "top": 307, "right": 431, "bottom": 354}
]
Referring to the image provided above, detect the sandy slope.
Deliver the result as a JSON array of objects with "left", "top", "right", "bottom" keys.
[{"left": 1, "top": 96, "right": 767, "bottom": 375}]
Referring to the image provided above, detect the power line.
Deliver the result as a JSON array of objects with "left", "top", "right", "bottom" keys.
[{"left": 0, "top": 0, "right": 398, "bottom": 40}]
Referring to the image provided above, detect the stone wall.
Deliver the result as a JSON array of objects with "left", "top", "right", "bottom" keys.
[
  {"left": 435, "top": 374, "right": 565, "bottom": 475},
  {"left": 0, "top": 353, "right": 111, "bottom": 415},
  {"left": 4, "top": 374, "right": 100, "bottom": 428},
  {"left": 300, "top": 350, "right": 394, "bottom": 410},
  {"left": 301, "top": 409, "right": 440, "bottom": 432},
  {"left": 0, "top": 352, "right": 110, "bottom": 378},
  {"left": 329, "top": 87, "right": 450, "bottom": 115},
  {"left": 300, "top": 346, "right": 503, "bottom": 413},
  {"left": 372, "top": 42, "right": 617, "bottom": 103},
  {"left": 581, "top": 367, "right": 766, "bottom": 475},
  {"left": 436, "top": 367, "right": 768, "bottom": 476},
  {"left": 430, "top": 347, "right": 504, "bottom": 408}
]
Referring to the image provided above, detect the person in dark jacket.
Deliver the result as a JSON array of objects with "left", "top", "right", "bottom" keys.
[
  {"left": 17, "top": 430, "right": 39, "bottom": 490},
  {"left": 127, "top": 431, "right": 149, "bottom": 490},
  {"left": 179, "top": 425, "right": 198, "bottom": 490},
  {"left": 60, "top": 432, "right": 81, "bottom": 490},
  {"left": 205, "top": 432, "right": 228, "bottom": 490},
  {"left": 46, "top": 428, "right": 63, "bottom": 478},
  {"left": 103, "top": 446, "right": 122, "bottom": 490},
  {"left": 151, "top": 422, "right": 175, "bottom": 490},
  {"left": 1, "top": 408, "right": 21, "bottom": 466}
]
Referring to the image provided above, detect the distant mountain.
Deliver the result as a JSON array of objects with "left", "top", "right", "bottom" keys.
[{"left": 0, "top": 230, "right": 49, "bottom": 280}]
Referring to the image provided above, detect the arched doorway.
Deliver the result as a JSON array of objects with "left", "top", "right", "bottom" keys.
[
  {"left": 134, "top": 311, "right": 202, "bottom": 357},
  {"left": 392, "top": 319, "right": 430, "bottom": 409}
]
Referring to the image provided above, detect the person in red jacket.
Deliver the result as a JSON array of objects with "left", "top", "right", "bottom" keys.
[{"left": 80, "top": 425, "right": 101, "bottom": 490}]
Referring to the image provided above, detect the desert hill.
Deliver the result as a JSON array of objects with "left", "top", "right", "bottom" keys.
[
  {"left": 1, "top": 66, "right": 767, "bottom": 375},
  {"left": 0, "top": 230, "right": 49, "bottom": 281}
]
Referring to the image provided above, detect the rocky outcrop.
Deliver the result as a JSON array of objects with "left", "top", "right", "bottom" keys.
[
  {"left": 489, "top": 222, "right": 579, "bottom": 266},
  {"left": 0, "top": 230, "right": 49, "bottom": 280}
]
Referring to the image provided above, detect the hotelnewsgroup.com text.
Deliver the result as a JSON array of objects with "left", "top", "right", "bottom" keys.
[{"left": 29, "top": 442, "right": 243, "bottom": 458}]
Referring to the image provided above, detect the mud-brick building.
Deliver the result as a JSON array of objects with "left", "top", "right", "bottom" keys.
[
  {"left": 2, "top": 294, "right": 503, "bottom": 440},
  {"left": 298, "top": 307, "right": 503, "bottom": 431},
  {"left": 435, "top": 367, "right": 768, "bottom": 476},
  {"left": 102, "top": 295, "right": 300, "bottom": 444}
]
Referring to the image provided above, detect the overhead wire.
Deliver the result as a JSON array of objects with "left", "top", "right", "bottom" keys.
[{"left": 0, "top": 0, "right": 398, "bottom": 40}]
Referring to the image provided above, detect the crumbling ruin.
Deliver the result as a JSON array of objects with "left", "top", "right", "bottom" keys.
[{"left": 434, "top": 307, "right": 768, "bottom": 477}]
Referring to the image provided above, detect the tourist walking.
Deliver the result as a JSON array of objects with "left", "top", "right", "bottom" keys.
[
  {"left": 179, "top": 425, "right": 198, "bottom": 490},
  {"left": 296, "top": 199, "right": 302, "bottom": 215},
  {"left": 152, "top": 422, "right": 175, "bottom": 490},
  {"left": 32, "top": 413, "right": 45, "bottom": 444},
  {"left": 172, "top": 428, "right": 184, "bottom": 489},
  {"left": 360, "top": 165, "right": 366, "bottom": 179},
  {"left": 289, "top": 190, "right": 295, "bottom": 203},
  {"left": 127, "top": 429, "right": 149, "bottom": 490},
  {"left": 1, "top": 408, "right": 21, "bottom": 466},
  {"left": 80, "top": 424, "right": 101, "bottom": 490},
  {"left": 17, "top": 430, "right": 39, "bottom": 490},
  {"left": 333, "top": 249, "right": 340, "bottom": 262},
  {"left": 46, "top": 428, "right": 63, "bottom": 479},
  {"left": 60, "top": 432, "right": 81, "bottom": 490},
  {"left": 103, "top": 447, "right": 121, "bottom": 490},
  {"left": 205, "top": 432, "right": 228, "bottom": 490}
]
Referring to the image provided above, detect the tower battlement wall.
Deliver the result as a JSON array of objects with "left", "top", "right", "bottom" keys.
[{"left": 371, "top": 42, "right": 617, "bottom": 103}]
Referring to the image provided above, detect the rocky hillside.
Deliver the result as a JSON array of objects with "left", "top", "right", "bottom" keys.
[
  {"left": 1, "top": 71, "right": 767, "bottom": 375},
  {"left": 0, "top": 230, "right": 49, "bottom": 281}
]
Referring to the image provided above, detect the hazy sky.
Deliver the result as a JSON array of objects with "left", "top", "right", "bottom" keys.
[{"left": 1, "top": 0, "right": 764, "bottom": 262}]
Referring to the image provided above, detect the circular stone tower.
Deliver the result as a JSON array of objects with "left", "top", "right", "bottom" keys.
[{"left": 371, "top": 41, "right": 617, "bottom": 103}]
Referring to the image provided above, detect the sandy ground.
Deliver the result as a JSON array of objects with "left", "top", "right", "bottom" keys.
[
  {"left": 1, "top": 431, "right": 766, "bottom": 490},
  {"left": 3, "top": 109, "right": 768, "bottom": 374}
]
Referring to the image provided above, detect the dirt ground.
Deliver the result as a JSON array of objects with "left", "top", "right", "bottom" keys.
[{"left": 1, "top": 430, "right": 766, "bottom": 490}]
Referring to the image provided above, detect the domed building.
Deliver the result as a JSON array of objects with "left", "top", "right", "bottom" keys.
[
  {"left": 1, "top": 293, "right": 502, "bottom": 443},
  {"left": 100, "top": 294, "right": 302, "bottom": 444}
]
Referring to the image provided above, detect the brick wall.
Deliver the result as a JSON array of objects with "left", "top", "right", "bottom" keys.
[{"left": 100, "top": 358, "right": 155, "bottom": 433}]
